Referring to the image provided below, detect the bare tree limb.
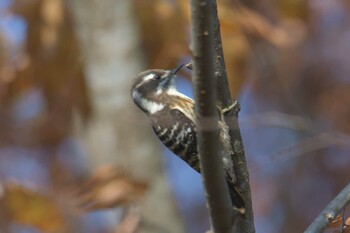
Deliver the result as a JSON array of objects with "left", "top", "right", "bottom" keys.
[
  {"left": 211, "top": 1, "right": 256, "bottom": 232},
  {"left": 304, "top": 183, "right": 350, "bottom": 233},
  {"left": 190, "top": 0, "right": 234, "bottom": 232}
]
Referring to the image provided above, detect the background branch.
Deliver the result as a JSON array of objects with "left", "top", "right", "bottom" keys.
[
  {"left": 304, "top": 183, "right": 350, "bottom": 233},
  {"left": 190, "top": 0, "right": 234, "bottom": 232},
  {"left": 211, "top": 0, "right": 255, "bottom": 232}
]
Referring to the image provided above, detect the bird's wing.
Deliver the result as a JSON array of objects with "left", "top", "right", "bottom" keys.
[{"left": 151, "top": 108, "right": 199, "bottom": 172}]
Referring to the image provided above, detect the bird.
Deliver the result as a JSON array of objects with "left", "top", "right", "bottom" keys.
[{"left": 131, "top": 65, "right": 245, "bottom": 213}]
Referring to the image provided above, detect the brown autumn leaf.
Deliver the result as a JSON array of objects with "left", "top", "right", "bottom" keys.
[
  {"left": 177, "top": 0, "right": 305, "bottom": 97},
  {"left": 75, "top": 165, "right": 149, "bottom": 211},
  {"left": 0, "top": 183, "right": 64, "bottom": 232},
  {"left": 344, "top": 217, "right": 350, "bottom": 233},
  {"left": 5, "top": 0, "right": 92, "bottom": 146},
  {"left": 40, "top": 0, "right": 64, "bottom": 50},
  {"left": 328, "top": 214, "right": 343, "bottom": 228},
  {"left": 218, "top": 2, "right": 306, "bottom": 49},
  {"left": 274, "top": 0, "right": 308, "bottom": 20},
  {"left": 345, "top": 227, "right": 350, "bottom": 233},
  {"left": 133, "top": 0, "right": 188, "bottom": 69}
]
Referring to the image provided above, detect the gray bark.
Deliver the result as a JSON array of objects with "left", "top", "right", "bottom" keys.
[
  {"left": 67, "top": 1, "right": 185, "bottom": 232},
  {"left": 211, "top": 1, "right": 255, "bottom": 232},
  {"left": 190, "top": 0, "right": 235, "bottom": 232}
]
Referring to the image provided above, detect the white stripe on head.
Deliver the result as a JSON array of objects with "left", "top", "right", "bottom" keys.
[
  {"left": 143, "top": 73, "right": 156, "bottom": 82},
  {"left": 135, "top": 73, "right": 156, "bottom": 89}
]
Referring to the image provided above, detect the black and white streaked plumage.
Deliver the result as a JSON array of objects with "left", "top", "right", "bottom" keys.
[{"left": 131, "top": 65, "right": 245, "bottom": 212}]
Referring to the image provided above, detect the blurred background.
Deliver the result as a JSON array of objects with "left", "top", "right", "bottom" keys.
[{"left": 0, "top": 0, "right": 350, "bottom": 232}]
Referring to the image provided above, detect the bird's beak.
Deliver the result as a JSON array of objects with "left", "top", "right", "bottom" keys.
[
  {"left": 171, "top": 64, "right": 184, "bottom": 76},
  {"left": 162, "top": 64, "right": 183, "bottom": 89}
]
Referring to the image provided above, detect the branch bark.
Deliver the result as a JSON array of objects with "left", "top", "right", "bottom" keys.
[
  {"left": 190, "top": 0, "right": 234, "bottom": 232},
  {"left": 212, "top": 1, "right": 256, "bottom": 232},
  {"left": 304, "top": 183, "right": 350, "bottom": 233}
]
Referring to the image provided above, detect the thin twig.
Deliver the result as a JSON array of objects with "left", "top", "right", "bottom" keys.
[
  {"left": 305, "top": 183, "right": 350, "bottom": 233},
  {"left": 190, "top": 0, "right": 234, "bottom": 232}
]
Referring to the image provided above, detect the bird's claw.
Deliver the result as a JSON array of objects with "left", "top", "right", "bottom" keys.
[{"left": 218, "top": 100, "right": 240, "bottom": 116}]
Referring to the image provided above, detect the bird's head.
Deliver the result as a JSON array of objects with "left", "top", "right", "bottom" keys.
[{"left": 131, "top": 65, "right": 183, "bottom": 114}]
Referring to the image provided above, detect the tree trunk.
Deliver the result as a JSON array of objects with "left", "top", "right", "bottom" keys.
[{"left": 67, "top": 1, "right": 185, "bottom": 232}]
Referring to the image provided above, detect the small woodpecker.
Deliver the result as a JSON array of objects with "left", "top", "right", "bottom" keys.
[{"left": 131, "top": 65, "right": 245, "bottom": 213}]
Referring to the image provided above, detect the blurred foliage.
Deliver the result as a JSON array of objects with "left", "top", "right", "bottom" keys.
[
  {"left": 0, "top": 184, "right": 64, "bottom": 232},
  {"left": 76, "top": 165, "right": 148, "bottom": 211},
  {"left": 0, "top": 0, "right": 91, "bottom": 147},
  {"left": 76, "top": 166, "right": 148, "bottom": 233},
  {"left": 345, "top": 217, "right": 350, "bottom": 233},
  {"left": 134, "top": 0, "right": 350, "bottom": 232},
  {"left": 274, "top": 0, "right": 308, "bottom": 19},
  {"left": 133, "top": 0, "right": 307, "bottom": 97},
  {"left": 327, "top": 214, "right": 350, "bottom": 233},
  {"left": 133, "top": 0, "right": 188, "bottom": 69}
]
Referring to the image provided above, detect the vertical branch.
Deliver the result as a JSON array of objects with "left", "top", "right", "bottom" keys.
[
  {"left": 190, "top": 0, "right": 234, "bottom": 232},
  {"left": 305, "top": 183, "right": 350, "bottom": 233},
  {"left": 212, "top": 1, "right": 256, "bottom": 232}
]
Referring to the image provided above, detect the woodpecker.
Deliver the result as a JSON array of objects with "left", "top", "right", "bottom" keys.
[{"left": 131, "top": 65, "right": 245, "bottom": 213}]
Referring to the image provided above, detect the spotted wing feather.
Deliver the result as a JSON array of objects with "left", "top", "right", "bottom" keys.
[
  {"left": 151, "top": 108, "right": 200, "bottom": 172},
  {"left": 151, "top": 107, "right": 245, "bottom": 210}
]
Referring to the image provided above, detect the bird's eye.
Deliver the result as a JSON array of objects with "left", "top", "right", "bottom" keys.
[{"left": 154, "top": 74, "right": 161, "bottom": 80}]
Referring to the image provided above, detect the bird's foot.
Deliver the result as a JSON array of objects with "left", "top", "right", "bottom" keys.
[{"left": 218, "top": 100, "right": 240, "bottom": 116}]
